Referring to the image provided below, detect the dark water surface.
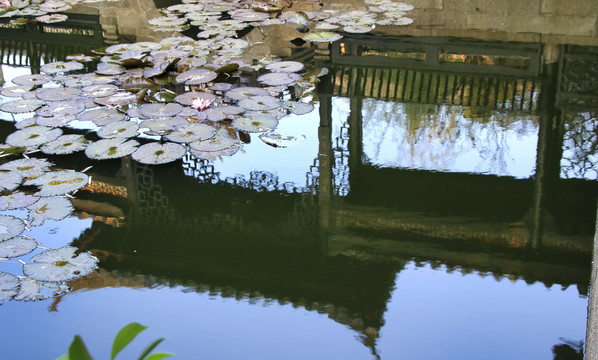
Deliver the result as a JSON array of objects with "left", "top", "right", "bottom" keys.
[{"left": 0, "top": 3, "right": 597, "bottom": 360}]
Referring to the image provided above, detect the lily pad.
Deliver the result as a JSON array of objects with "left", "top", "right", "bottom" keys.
[
  {"left": 232, "top": 115, "right": 279, "bottom": 133},
  {"left": 27, "top": 196, "right": 74, "bottom": 226},
  {"left": 14, "top": 278, "right": 70, "bottom": 301},
  {"left": 1, "top": 86, "right": 33, "bottom": 98},
  {"left": 77, "top": 108, "right": 126, "bottom": 126},
  {"left": 5, "top": 126, "right": 63, "bottom": 147},
  {"left": 140, "top": 103, "right": 183, "bottom": 118},
  {"left": 94, "top": 92, "right": 137, "bottom": 107},
  {"left": 0, "top": 236, "right": 37, "bottom": 258},
  {"left": 36, "top": 114, "right": 77, "bottom": 127},
  {"left": 81, "top": 84, "right": 120, "bottom": 98},
  {"left": 238, "top": 95, "right": 282, "bottom": 111},
  {"left": 257, "top": 72, "right": 302, "bottom": 86},
  {"left": 11, "top": 74, "right": 52, "bottom": 87},
  {"left": 265, "top": 61, "right": 304, "bottom": 73},
  {"left": 40, "top": 61, "right": 84, "bottom": 74},
  {"left": 139, "top": 117, "right": 189, "bottom": 136},
  {"left": 22, "top": 246, "right": 98, "bottom": 282},
  {"left": 24, "top": 171, "right": 89, "bottom": 197},
  {"left": 0, "top": 158, "right": 53, "bottom": 177},
  {"left": 85, "top": 138, "right": 140, "bottom": 160},
  {"left": 0, "top": 170, "right": 23, "bottom": 191},
  {"left": 165, "top": 123, "right": 217, "bottom": 143},
  {"left": 35, "top": 100, "right": 86, "bottom": 117},
  {"left": 225, "top": 87, "right": 270, "bottom": 101},
  {"left": 304, "top": 32, "right": 343, "bottom": 43},
  {"left": 0, "top": 271, "right": 20, "bottom": 303},
  {"left": 40, "top": 134, "right": 91, "bottom": 155},
  {"left": 283, "top": 101, "right": 315, "bottom": 115},
  {"left": 132, "top": 142, "right": 187, "bottom": 165},
  {"left": 189, "top": 131, "right": 238, "bottom": 152},
  {"left": 0, "top": 99, "right": 46, "bottom": 114},
  {"left": 97, "top": 121, "right": 139, "bottom": 139},
  {"left": 0, "top": 215, "right": 25, "bottom": 241},
  {"left": 0, "top": 191, "right": 39, "bottom": 210},
  {"left": 175, "top": 69, "right": 218, "bottom": 85}
]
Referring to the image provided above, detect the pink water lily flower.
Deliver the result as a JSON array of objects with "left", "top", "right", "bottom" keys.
[
  {"left": 191, "top": 97, "right": 212, "bottom": 111},
  {"left": 1, "top": 0, "right": 11, "bottom": 8}
]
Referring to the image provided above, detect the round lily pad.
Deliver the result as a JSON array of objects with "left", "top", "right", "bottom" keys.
[
  {"left": 36, "top": 87, "right": 81, "bottom": 101},
  {"left": 0, "top": 271, "right": 20, "bottom": 303},
  {"left": 12, "top": 74, "right": 52, "bottom": 87},
  {"left": 97, "top": 121, "right": 139, "bottom": 139},
  {"left": 77, "top": 108, "right": 126, "bottom": 126},
  {"left": 257, "top": 72, "right": 302, "bottom": 86},
  {"left": 283, "top": 101, "right": 315, "bottom": 115},
  {"left": 41, "top": 134, "right": 91, "bottom": 155},
  {"left": 14, "top": 278, "right": 71, "bottom": 301},
  {"left": 0, "top": 236, "right": 37, "bottom": 258},
  {"left": 166, "top": 122, "right": 217, "bottom": 143},
  {"left": 175, "top": 69, "right": 218, "bottom": 85},
  {"left": 40, "top": 61, "right": 84, "bottom": 74},
  {"left": 0, "top": 170, "right": 23, "bottom": 191},
  {"left": 0, "top": 99, "right": 46, "bottom": 114},
  {"left": 139, "top": 117, "right": 189, "bottom": 136},
  {"left": 27, "top": 196, "right": 74, "bottom": 226},
  {"left": 132, "top": 142, "right": 187, "bottom": 165},
  {"left": 81, "top": 84, "right": 120, "bottom": 98},
  {"left": 5, "top": 126, "right": 63, "bottom": 147},
  {"left": 22, "top": 246, "right": 98, "bottom": 282},
  {"left": 265, "top": 61, "right": 304, "bottom": 73},
  {"left": 0, "top": 158, "right": 53, "bottom": 177},
  {"left": 225, "top": 87, "right": 270, "bottom": 101},
  {"left": 24, "top": 170, "right": 89, "bottom": 197},
  {"left": 36, "top": 114, "right": 77, "bottom": 127},
  {"left": 190, "top": 133, "right": 238, "bottom": 152},
  {"left": 35, "top": 100, "right": 86, "bottom": 117},
  {"left": 1, "top": 86, "right": 33, "bottom": 98},
  {"left": 140, "top": 103, "right": 184, "bottom": 118},
  {"left": 0, "top": 215, "right": 26, "bottom": 241},
  {"left": 0, "top": 191, "right": 39, "bottom": 210},
  {"left": 85, "top": 138, "right": 140, "bottom": 160},
  {"left": 232, "top": 115, "right": 279, "bottom": 133},
  {"left": 94, "top": 92, "right": 137, "bottom": 107},
  {"left": 238, "top": 95, "right": 282, "bottom": 111},
  {"left": 304, "top": 32, "right": 343, "bottom": 43}
]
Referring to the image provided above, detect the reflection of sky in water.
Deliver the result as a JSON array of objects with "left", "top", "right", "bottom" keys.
[
  {"left": 0, "top": 260, "right": 586, "bottom": 360},
  {"left": 342, "top": 98, "right": 539, "bottom": 179},
  {"left": 206, "top": 108, "right": 320, "bottom": 189}
]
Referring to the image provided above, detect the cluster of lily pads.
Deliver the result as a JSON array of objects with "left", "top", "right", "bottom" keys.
[
  {"left": 0, "top": 158, "right": 98, "bottom": 303},
  {"left": 147, "top": 0, "right": 414, "bottom": 40},
  {"left": 0, "top": 0, "right": 111, "bottom": 24}
]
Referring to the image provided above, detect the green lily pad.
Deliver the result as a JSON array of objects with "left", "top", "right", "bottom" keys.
[
  {"left": 0, "top": 271, "right": 20, "bottom": 303},
  {"left": 132, "top": 142, "right": 187, "bottom": 165},
  {"left": 27, "top": 197, "right": 74, "bottom": 226},
  {"left": 85, "top": 138, "right": 140, "bottom": 160},
  {"left": 0, "top": 215, "right": 26, "bottom": 241},
  {"left": 0, "top": 236, "right": 37, "bottom": 258}
]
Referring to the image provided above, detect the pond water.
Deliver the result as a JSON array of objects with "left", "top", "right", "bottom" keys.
[{"left": 0, "top": 0, "right": 597, "bottom": 359}]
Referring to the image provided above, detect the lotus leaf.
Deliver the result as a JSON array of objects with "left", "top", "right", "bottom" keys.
[
  {"left": 27, "top": 196, "right": 74, "bottom": 226},
  {"left": 0, "top": 271, "right": 19, "bottom": 303},
  {"left": 97, "top": 121, "right": 139, "bottom": 139},
  {"left": 0, "top": 99, "right": 46, "bottom": 113},
  {"left": 14, "top": 278, "right": 70, "bottom": 301},
  {"left": 232, "top": 115, "right": 278, "bottom": 133},
  {"left": 165, "top": 123, "right": 217, "bottom": 143},
  {"left": 22, "top": 246, "right": 98, "bottom": 282},
  {"left": 40, "top": 61, "right": 83, "bottom": 74},
  {"left": 238, "top": 95, "right": 282, "bottom": 111},
  {"left": 11, "top": 74, "right": 52, "bottom": 87},
  {"left": 0, "top": 170, "right": 22, "bottom": 191},
  {"left": 140, "top": 103, "right": 184, "bottom": 118},
  {"left": 24, "top": 170, "right": 89, "bottom": 197},
  {"left": 0, "top": 236, "right": 37, "bottom": 258},
  {"left": 40, "top": 134, "right": 91, "bottom": 155},
  {"left": 35, "top": 100, "right": 86, "bottom": 117},
  {"left": 0, "top": 215, "right": 25, "bottom": 241},
  {"left": 132, "top": 142, "right": 187, "bottom": 165},
  {"left": 5, "top": 126, "right": 63, "bottom": 147},
  {"left": 0, "top": 157, "right": 53, "bottom": 177},
  {"left": 85, "top": 138, "right": 140, "bottom": 160}
]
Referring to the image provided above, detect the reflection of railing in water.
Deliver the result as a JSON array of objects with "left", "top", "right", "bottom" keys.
[
  {"left": 327, "top": 65, "right": 540, "bottom": 112},
  {"left": 0, "top": 14, "right": 103, "bottom": 70}
]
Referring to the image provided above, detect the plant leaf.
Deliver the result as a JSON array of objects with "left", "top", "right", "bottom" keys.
[
  {"left": 68, "top": 335, "right": 93, "bottom": 360},
  {"left": 111, "top": 323, "right": 147, "bottom": 360},
  {"left": 144, "top": 353, "right": 174, "bottom": 360},
  {"left": 137, "top": 338, "right": 164, "bottom": 360}
]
